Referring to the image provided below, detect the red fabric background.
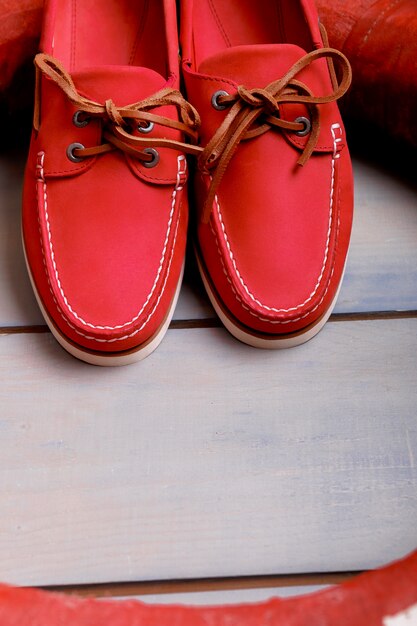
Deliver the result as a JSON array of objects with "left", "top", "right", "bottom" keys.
[
  {"left": 0, "top": 0, "right": 43, "bottom": 92},
  {"left": 316, "top": 0, "right": 417, "bottom": 146},
  {"left": 1, "top": 1, "right": 416, "bottom": 147}
]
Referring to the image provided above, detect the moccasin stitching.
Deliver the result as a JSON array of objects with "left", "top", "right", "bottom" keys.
[
  {"left": 36, "top": 151, "right": 186, "bottom": 338},
  {"left": 209, "top": 123, "right": 343, "bottom": 322},
  {"left": 209, "top": 187, "right": 341, "bottom": 326}
]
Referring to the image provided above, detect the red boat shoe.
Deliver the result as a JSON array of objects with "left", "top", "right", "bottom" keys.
[
  {"left": 180, "top": 0, "right": 354, "bottom": 348},
  {"left": 22, "top": 0, "right": 200, "bottom": 365}
]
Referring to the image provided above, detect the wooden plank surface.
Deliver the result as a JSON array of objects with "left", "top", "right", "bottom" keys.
[
  {"left": 0, "top": 135, "right": 416, "bottom": 591},
  {"left": 0, "top": 318, "right": 416, "bottom": 586},
  {"left": 0, "top": 152, "right": 416, "bottom": 328},
  {"left": 338, "top": 158, "right": 417, "bottom": 314}
]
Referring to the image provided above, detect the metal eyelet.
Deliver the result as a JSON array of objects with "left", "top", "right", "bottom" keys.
[
  {"left": 73, "top": 110, "right": 91, "bottom": 128},
  {"left": 211, "top": 90, "right": 229, "bottom": 111},
  {"left": 142, "top": 148, "right": 160, "bottom": 168},
  {"left": 138, "top": 121, "right": 154, "bottom": 134},
  {"left": 66, "top": 142, "right": 85, "bottom": 163},
  {"left": 294, "top": 116, "right": 311, "bottom": 137}
]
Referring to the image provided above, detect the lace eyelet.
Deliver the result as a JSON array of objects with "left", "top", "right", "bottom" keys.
[
  {"left": 138, "top": 121, "right": 154, "bottom": 134},
  {"left": 66, "top": 142, "right": 85, "bottom": 163},
  {"left": 211, "top": 90, "right": 229, "bottom": 111},
  {"left": 73, "top": 110, "right": 91, "bottom": 128},
  {"left": 142, "top": 147, "right": 160, "bottom": 168},
  {"left": 294, "top": 116, "right": 311, "bottom": 137}
]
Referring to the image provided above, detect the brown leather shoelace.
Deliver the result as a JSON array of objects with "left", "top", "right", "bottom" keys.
[
  {"left": 34, "top": 53, "right": 202, "bottom": 164},
  {"left": 34, "top": 47, "right": 351, "bottom": 223},
  {"left": 198, "top": 47, "right": 352, "bottom": 223}
]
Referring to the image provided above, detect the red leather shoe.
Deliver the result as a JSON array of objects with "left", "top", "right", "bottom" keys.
[
  {"left": 180, "top": 0, "right": 354, "bottom": 348},
  {"left": 22, "top": 0, "right": 200, "bottom": 365}
]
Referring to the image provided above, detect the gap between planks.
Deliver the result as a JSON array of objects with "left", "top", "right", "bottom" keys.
[
  {"left": 39, "top": 571, "right": 359, "bottom": 599},
  {"left": 1, "top": 310, "right": 417, "bottom": 336}
]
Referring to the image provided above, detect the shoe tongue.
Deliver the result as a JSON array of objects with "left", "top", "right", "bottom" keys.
[
  {"left": 71, "top": 65, "right": 166, "bottom": 105},
  {"left": 199, "top": 44, "right": 307, "bottom": 88}
]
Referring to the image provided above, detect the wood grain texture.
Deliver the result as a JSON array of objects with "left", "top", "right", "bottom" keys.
[
  {"left": 0, "top": 152, "right": 416, "bottom": 327},
  {"left": 0, "top": 319, "right": 416, "bottom": 587},
  {"left": 337, "top": 157, "right": 417, "bottom": 314}
]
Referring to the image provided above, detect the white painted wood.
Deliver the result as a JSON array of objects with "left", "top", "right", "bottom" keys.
[
  {"left": 0, "top": 319, "right": 416, "bottom": 586},
  {"left": 1, "top": 153, "right": 416, "bottom": 326},
  {"left": 384, "top": 604, "right": 417, "bottom": 626},
  {"left": 336, "top": 159, "right": 417, "bottom": 314}
]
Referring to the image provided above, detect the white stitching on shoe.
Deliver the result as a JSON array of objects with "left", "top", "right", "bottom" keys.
[
  {"left": 209, "top": 123, "right": 342, "bottom": 322},
  {"left": 36, "top": 152, "right": 186, "bottom": 341},
  {"left": 209, "top": 215, "right": 339, "bottom": 325},
  {"left": 331, "top": 122, "right": 343, "bottom": 159},
  {"left": 59, "top": 215, "right": 181, "bottom": 344}
]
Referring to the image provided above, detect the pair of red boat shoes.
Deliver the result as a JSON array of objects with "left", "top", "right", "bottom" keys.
[{"left": 22, "top": 0, "right": 354, "bottom": 366}]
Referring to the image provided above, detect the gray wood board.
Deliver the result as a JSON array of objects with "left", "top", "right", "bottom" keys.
[
  {"left": 1, "top": 153, "right": 416, "bottom": 327},
  {"left": 339, "top": 159, "right": 417, "bottom": 314},
  {"left": 0, "top": 319, "right": 416, "bottom": 586}
]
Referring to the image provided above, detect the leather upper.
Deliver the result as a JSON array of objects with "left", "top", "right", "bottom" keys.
[
  {"left": 23, "top": 0, "right": 189, "bottom": 355},
  {"left": 181, "top": 0, "right": 354, "bottom": 336}
]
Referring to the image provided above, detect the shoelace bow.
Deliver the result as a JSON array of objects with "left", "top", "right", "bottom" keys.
[
  {"left": 198, "top": 47, "right": 352, "bottom": 223},
  {"left": 34, "top": 48, "right": 351, "bottom": 223},
  {"left": 34, "top": 53, "right": 202, "bottom": 164}
]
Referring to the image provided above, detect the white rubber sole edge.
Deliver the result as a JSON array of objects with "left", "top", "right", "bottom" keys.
[
  {"left": 23, "top": 239, "right": 184, "bottom": 366},
  {"left": 196, "top": 249, "right": 345, "bottom": 350}
]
